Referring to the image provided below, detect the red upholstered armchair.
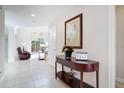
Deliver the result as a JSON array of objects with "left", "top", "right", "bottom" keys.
[{"left": 17, "top": 47, "right": 31, "bottom": 60}]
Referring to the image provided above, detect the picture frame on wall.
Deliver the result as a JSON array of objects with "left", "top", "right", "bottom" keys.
[{"left": 65, "top": 13, "right": 83, "bottom": 49}]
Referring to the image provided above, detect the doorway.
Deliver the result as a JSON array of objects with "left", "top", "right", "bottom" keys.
[
  {"left": 115, "top": 6, "right": 124, "bottom": 88},
  {"left": 31, "top": 31, "right": 48, "bottom": 60}
]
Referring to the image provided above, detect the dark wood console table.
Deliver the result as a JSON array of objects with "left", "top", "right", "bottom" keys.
[{"left": 55, "top": 55, "right": 99, "bottom": 88}]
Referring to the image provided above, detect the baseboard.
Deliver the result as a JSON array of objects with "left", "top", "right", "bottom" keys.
[{"left": 116, "top": 77, "right": 124, "bottom": 83}]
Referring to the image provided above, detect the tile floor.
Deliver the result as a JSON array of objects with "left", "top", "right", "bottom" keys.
[
  {"left": 0, "top": 56, "right": 70, "bottom": 88},
  {"left": 2, "top": 53, "right": 123, "bottom": 88}
]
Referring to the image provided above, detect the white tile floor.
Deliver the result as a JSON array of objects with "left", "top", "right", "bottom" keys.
[{"left": 0, "top": 56, "right": 70, "bottom": 88}]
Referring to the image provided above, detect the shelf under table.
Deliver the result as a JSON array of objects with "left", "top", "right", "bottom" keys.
[{"left": 57, "top": 71, "right": 94, "bottom": 88}]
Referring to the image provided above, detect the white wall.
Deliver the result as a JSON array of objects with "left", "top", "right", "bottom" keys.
[
  {"left": 116, "top": 6, "right": 124, "bottom": 83},
  {"left": 16, "top": 28, "right": 32, "bottom": 53},
  {"left": 0, "top": 9, "right": 5, "bottom": 78},
  {"left": 7, "top": 26, "right": 16, "bottom": 62},
  {"left": 51, "top": 6, "right": 111, "bottom": 87}
]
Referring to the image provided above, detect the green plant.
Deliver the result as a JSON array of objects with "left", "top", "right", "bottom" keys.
[{"left": 62, "top": 46, "right": 74, "bottom": 53}]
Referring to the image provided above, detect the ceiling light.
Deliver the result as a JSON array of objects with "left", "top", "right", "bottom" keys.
[{"left": 31, "top": 14, "right": 36, "bottom": 17}]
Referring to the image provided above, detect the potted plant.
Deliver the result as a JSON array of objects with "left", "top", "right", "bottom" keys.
[{"left": 62, "top": 46, "right": 74, "bottom": 59}]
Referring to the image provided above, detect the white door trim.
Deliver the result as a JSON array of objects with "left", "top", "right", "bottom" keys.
[{"left": 108, "top": 5, "right": 116, "bottom": 88}]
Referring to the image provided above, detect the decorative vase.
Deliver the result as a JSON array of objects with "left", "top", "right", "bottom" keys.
[{"left": 64, "top": 50, "right": 72, "bottom": 60}]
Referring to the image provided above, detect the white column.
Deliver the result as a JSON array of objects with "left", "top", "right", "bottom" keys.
[{"left": 48, "top": 26, "right": 56, "bottom": 67}]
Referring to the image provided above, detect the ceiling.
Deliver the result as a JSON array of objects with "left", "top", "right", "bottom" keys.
[{"left": 2, "top": 5, "right": 76, "bottom": 28}]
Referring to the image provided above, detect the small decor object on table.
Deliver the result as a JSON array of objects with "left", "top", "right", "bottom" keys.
[
  {"left": 76, "top": 52, "right": 88, "bottom": 61},
  {"left": 62, "top": 46, "right": 74, "bottom": 60}
]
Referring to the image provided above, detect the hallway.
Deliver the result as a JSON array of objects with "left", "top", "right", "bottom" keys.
[{"left": 0, "top": 58, "right": 69, "bottom": 88}]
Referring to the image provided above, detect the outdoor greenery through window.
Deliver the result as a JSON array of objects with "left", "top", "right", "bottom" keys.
[{"left": 31, "top": 31, "right": 48, "bottom": 53}]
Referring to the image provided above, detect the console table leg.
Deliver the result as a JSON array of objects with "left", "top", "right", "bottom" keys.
[
  {"left": 62, "top": 65, "right": 64, "bottom": 71},
  {"left": 96, "top": 70, "right": 99, "bottom": 88},
  {"left": 55, "top": 61, "right": 57, "bottom": 79},
  {"left": 80, "top": 72, "right": 83, "bottom": 88}
]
